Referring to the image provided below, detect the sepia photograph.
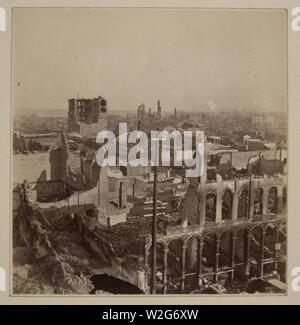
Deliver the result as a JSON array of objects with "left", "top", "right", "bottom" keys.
[{"left": 11, "top": 7, "right": 287, "bottom": 295}]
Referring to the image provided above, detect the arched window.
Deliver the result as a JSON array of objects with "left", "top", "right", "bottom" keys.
[
  {"left": 100, "top": 99, "right": 107, "bottom": 113},
  {"left": 238, "top": 188, "right": 249, "bottom": 218},
  {"left": 206, "top": 192, "right": 216, "bottom": 222},
  {"left": 254, "top": 188, "right": 263, "bottom": 215},
  {"left": 268, "top": 187, "right": 278, "bottom": 214},
  {"left": 222, "top": 189, "right": 232, "bottom": 220}
]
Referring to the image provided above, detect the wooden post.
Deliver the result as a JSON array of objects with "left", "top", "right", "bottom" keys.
[
  {"left": 150, "top": 165, "right": 158, "bottom": 294},
  {"left": 163, "top": 248, "right": 169, "bottom": 294}
]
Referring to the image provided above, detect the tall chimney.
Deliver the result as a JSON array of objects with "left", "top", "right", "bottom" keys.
[
  {"left": 119, "top": 182, "right": 127, "bottom": 208},
  {"left": 157, "top": 100, "right": 161, "bottom": 120}
]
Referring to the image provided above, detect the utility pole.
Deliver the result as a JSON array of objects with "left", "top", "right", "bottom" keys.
[
  {"left": 98, "top": 171, "right": 101, "bottom": 207},
  {"left": 150, "top": 132, "right": 159, "bottom": 294},
  {"left": 150, "top": 164, "right": 158, "bottom": 294}
]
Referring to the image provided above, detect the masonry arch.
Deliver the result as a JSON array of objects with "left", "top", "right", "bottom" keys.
[
  {"left": 219, "top": 231, "right": 233, "bottom": 269},
  {"left": 222, "top": 189, "right": 233, "bottom": 220},
  {"left": 167, "top": 238, "right": 184, "bottom": 293},
  {"left": 145, "top": 239, "right": 167, "bottom": 267},
  {"left": 202, "top": 232, "right": 218, "bottom": 278},
  {"left": 254, "top": 188, "right": 263, "bottom": 216},
  {"left": 235, "top": 228, "right": 249, "bottom": 266},
  {"left": 155, "top": 242, "right": 167, "bottom": 294},
  {"left": 264, "top": 224, "right": 277, "bottom": 259},
  {"left": 185, "top": 235, "right": 201, "bottom": 288},
  {"left": 268, "top": 187, "right": 278, "bottom": 214},
  {"left": 206, "top": 192, "right": 217, "bottom": 222},
  {"left": 249, "top": 225, "right": 264, "bottom": 275},
  {"left": 238, "top": 188, "right": 249, "bottom": 219}
]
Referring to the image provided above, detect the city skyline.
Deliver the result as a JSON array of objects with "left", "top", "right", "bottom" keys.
[{"left": 12, "top": 8, "right": 287, "bottom": 114}]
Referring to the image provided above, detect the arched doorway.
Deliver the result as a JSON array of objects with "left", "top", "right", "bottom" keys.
[
  {"left": 203, "top": 233, "right": 218, "bottom": 282},
  {"left": 167, "top": 239, "right": 183, "bottom": 293},
  {"left": 155, "top": 242, "right": 166, "bottom": 294},
  {"left": 235, "top": 228, "right": 250, "bottom": 281},
  {"left": 206, "top": 192, "right": 216, "bottom": 222},
  {"left": 219, "top": 231, "right": 232, "bottom": 269},
  {"left": 238, "top": 188, "right": 249, "bottom": 219},
  {"left": 185, "top": 236, "right": 199, "bottom": 274},
  {"left": 264, "top": 225, "right": 277, "bottom": 259},
  {"left": 185, "top": 236, "right": 200, "bottom": 291},
  {"left": 222, "top": 189, "right": 232, "bottom": 220},
  {"left": 254, "top": 189, "right": 263, "bottom": 215},
  {"left": 250, "top": 226, "right": 264, "bottom": 277},
  {"left": 263, "top": 224, "right": 278, "bottom": 276},
  {"left": 268, "top": 187, "right": 278, "bottom": 214}
]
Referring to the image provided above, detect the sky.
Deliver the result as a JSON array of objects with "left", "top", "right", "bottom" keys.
[{"left": 12, "top": 8, "right": 287, "bottom": 114}]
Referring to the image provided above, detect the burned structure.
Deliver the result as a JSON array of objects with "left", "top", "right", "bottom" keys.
[
  {"left": 68, "top": 96, "right": 108, "bottom": 137},
  {"left": 136, "top": 100, "right": 178, "bottom": 131},
  {"left": 14, "top": 124, "right": 286, "bottom": 295},
  {"left": 144, "top": 145, "right": 287, "bottom": 294}
]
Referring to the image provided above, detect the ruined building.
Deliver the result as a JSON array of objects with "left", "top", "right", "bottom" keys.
[
  {"left": 68, "top": 95, "right": 108, "bottom": 137},
  {"left": 142, "top": 145, "right": 287, "bottom": 294},
  {"left": 137, "top": 100, "right": 163, "bottom": 130},
  {"left": 36, "top": 132, "right": 109, "bottom": 201}
]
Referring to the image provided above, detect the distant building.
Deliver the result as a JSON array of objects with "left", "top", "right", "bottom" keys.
[
  {"left": 207, "top": 136, "right": 222, "bottom": 144},
  {"left": 68, "top": 95, "right": 108, "bottom": 137},
  {"left": 136, "top": 100, "right": 174, "bottom": 131}
]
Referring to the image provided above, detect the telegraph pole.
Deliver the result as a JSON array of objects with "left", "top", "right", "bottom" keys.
[
  {"left": 150, "top": 131, "right": 159, "bottom": 294},
  {"left": 150, "top": 164, "right": 158, "bottom": 294}
]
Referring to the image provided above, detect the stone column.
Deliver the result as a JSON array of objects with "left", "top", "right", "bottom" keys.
[
  {"left": 198, "top": 145, "right": 208, "bottom": 226},
  {"left": 244, "top": 232, "right": 251, "bottom": 277},
  {"left": 262, "top": 189, "right": 269, "bottom": 216},
  {"left": 162, "top": 248, "right": 169, "bottom": 294},
  {"left": 214, "top": 239, "right": 221, "bottom": 282},
  {"left": 198, "top": 186, "right": 206, "bottom": 226},
  {"left": 232, "top": 192, "right": 239, "bottom": 221},
  {"left": 248, "top": 176, "right": 255, "bottom": 218},
  {"left": 274, "top": 227, "right": 280, "bottom": 271},
  {"left": 144, "top": 250, "right": 150, "bottom": 293},
  {"left": 216, "top": 191, "right": 222, "bottom": 223},
  {"left": 119, "top": 182, "right": 127, "bottom": 208},
  {"left": 258, "top": 230, "right": 266, "bottom": 278},
  {"left": 248, "top": 188, "right": 254, "bottom": 218},
  {"left": 276, "top": 186, "right": 283, "bottom": 213},
  {"left": 180, "top": 244, "right": 187, "bottom": 293},
  {"left": 197, "top": 241, "right": 204, "bottom": 286},
  {"left": 231, "top": 235, "right": 237, "bottom": 280}
]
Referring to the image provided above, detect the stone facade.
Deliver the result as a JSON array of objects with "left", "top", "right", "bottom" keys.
[{"left": 68, "top": 96, "right": 108, "bottom": 137}]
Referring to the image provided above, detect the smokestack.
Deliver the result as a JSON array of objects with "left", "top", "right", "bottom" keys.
[
  {"left": 119, "top": 182, "right": 127, "bottom": 208},
  {"left": 174, "top": 108, "right": 177, "bottom": 119},
  {"left": 157, "top": 100, "right": 161, "bottom": 120}
]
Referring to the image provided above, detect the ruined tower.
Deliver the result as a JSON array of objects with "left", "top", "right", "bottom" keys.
[
  {"left": 49, "top": 132, "right": 69, "bottom": 181},
  {"left": 157, "top": 100, "right": 162, "bottom": 121},
  {"left": 68, "top": 95, "right": 108, "bottom": 137}
]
